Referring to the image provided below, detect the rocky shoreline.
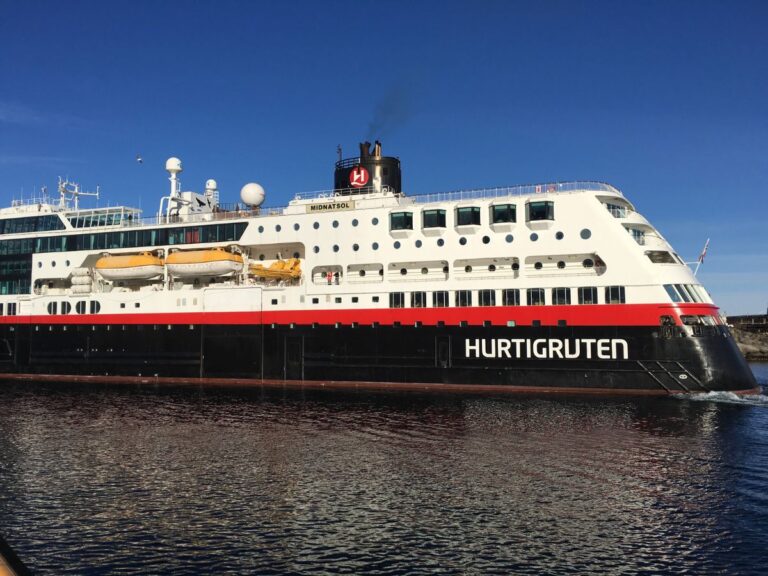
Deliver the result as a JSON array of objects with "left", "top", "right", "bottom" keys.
[{"left": 732, "top": 326, "right": 768, "bottom": 362}]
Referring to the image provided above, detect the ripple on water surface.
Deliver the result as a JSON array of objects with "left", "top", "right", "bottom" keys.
[{"left": 0, "top": 368, "right": 767, "bottom": 575}]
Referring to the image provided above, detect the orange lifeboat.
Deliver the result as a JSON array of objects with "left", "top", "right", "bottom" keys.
[
  {"left": 95, "top": 252, "right": 164, "bottom": 281},
  {"left": 166, "top": 248, "right": 243, "bottom": 278}
]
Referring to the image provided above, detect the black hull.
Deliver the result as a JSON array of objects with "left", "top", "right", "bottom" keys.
[{"left": 0, "top": 323, "right": 758, "bottom": 395}]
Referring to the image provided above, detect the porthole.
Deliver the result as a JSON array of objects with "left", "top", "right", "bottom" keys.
[
  {"left": 505, "top": 234, "right": 513, "bottom": 243},
  {"left": 394, "top": 241, "right": 401, "bottom": 249},
  {"left": 313, "top": 246, "right": 320, "bottom": 254},
  {"left": 294, "top": 223, "right": 300, "bottom": 231},
  {"left": 333, "top": 220, "right": 339, "bottom": 228},
  {"left": 372, "top": 217, "right": 379, "bottom": 225},
  {"left": 583, "top": 258, "right": 594, "bottom": 268},
  {"left": 557, "top": 261, "right": 565, "bottom": 269},
  {"left": 421, "top": 267, "right": 428, "bottom": 275},
  {"left": 313, "top": 222, "right": 319, "bottom": 229},
  {"left": 482, "top": 236, "right": 490, "bottom": 244},
  {"left": 353, "top": 243, "right": 359, "bottom": 251},
  {"left": 415, "top": 239, "right": 422, "bottom": 248},
  {"left": 437, "top": 238, "right": 445, "bottom": 247},
  {"left": 459, "top": 237, "right": 467, "bottom": 246},
  {"left": 488, "top": 264, "right": 496, "bottom": 272},
  {"left": 258, "top": 226, "right": 264, "bottom": 233},
  {"left": 372, "top": 242, "right": 379, "bottom": 250},
  {"left": 275, "top": 224, "right": 281, "bottom": 232},
  {"left": 530, "top": 233, "right": 538, "bottom": 241},
  {"left": 512, "top": 263, "right": 520, "bottom": 271},
  {"left": 556, "top": 231, "right": 564, "bottom": 240},
  {"left": 259, "top": 254, "right": 265, "bottom": 261},
  {"left": 52, "top": 261, "right": 56, "bottom": 267},
  {"left": 292, "top": 252, "right": 300, "bottom": 259},
  {"left": 465, "top": 265, "right": 472, "bottom": 273},
  {"left": 359, "top": 270, "right": 366, "bottom": 277},
  {"left": 379, "top": 269, "right": 384, "bottom": 276},
  {"left": 37, "top": 262, "right": 42, "bottom": 268},
  {"left": 443, "top": 266, "right": 449, "bottom": 273},
  {"left": 580, "top": 229, "right": 591, "bottom": 239},
  {"left": 333, "top": 245, "right": 339, "bottom": 253},
  {"left": 65, "top": 260, "right": 70, "bottom": 266},
  {"left": 400, "top": 268, "right": 407, "bottom": 275},
  {"left": 352, "top": 219, "right": 358, "bottom": 227},
  {"left": 534, "top": 262, "right": 543, "bottom": 270}
]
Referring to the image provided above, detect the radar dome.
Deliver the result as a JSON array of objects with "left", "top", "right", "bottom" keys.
[
  {"left": 165, "top": 157, "right": 183, "bottom": 174},
  {"left": 240, "top": 183, "right": 265, "bottom": 207},
  {"left": 205, "top": 179, "right": 218, "bottom": 191}
]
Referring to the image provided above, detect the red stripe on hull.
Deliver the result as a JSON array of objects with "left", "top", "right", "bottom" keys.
[{"left": 0, "top": 303, "right": 719, "bottom": 327}]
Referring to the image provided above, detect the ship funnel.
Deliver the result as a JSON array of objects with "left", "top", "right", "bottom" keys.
[{"left": 335, "top": 140, "right": 401, "bottom": 196}]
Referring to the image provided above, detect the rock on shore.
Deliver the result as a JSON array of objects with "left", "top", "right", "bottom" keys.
[{"left": 732, "top": 327, "right": 768, "bottom": 362}]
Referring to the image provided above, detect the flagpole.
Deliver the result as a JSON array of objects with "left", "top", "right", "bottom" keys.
[{"left": 694, "top": 238, "right": 710, "bottom": 276}]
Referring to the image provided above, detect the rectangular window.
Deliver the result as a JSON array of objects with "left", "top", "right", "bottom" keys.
[
  {"left": 673, "top": 284, "right": 692, "bottom": 303},
  {"left": 664, "top": 284, "right": 681, "bottom": 303},
  {"left": 578, "top": 287, "right": 598, "bottom": 305},
  {"left": 491, "top": 204, "right": 516, "bottom": 224},
  {"left": 605, "top": 286, "right": 626, "bottom": 304},
  {"left": 389, "top": 292, "right": 405, "bottom": 308},
  {"left": 433, "top": 291, "right": 449, "bottom": 307},
  {"left": 455, "top": 290, "right": 472, "bottom": 307},
  {"left": 551, "top": 287, "right": 571, "bottom": 305},
  {"left": 606, "top": 203, "right": 628, "bottom": 218},
  {"left": 629, "top": 228, "right": 645, "bottom": 245},
  {"left": 527, "top": 288, "right": 545, "bottom": 306},
  {"left": 645, "top": 250, "right": 676, "bottom": 264},
  {"left": 502, "top": 289, "right": 520, "bottom": 306},
  {"left": 411, "top": 291, "right": 427, "bottom": 308},
  {"left": 8, "top": 302, "right": 17, "bottom": 315},
  {"left": 478, "top": 289, "right": 496, "bottom": 307},
  {"left": 526, "top": 201, "right": 554, "bottom": 221},
  {"left": 389, "top": 212, "right": 413, "bottom": 231},
  {"left": 455, "top": 206, "right": 481, "bottom": 226},
  {"left": 422, "top": 209, "right": 446, "bottom": 229}
]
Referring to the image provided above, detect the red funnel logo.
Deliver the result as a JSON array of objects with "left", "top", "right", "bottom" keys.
[{"left": 349, "top": 166, "right": 369, "bottom": 188}]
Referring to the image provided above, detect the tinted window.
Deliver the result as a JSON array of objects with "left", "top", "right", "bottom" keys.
[{"left": 527, "top": 201, "right": 554, "bottom": 221}]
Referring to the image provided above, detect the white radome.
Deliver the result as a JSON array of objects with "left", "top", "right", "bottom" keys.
[
  {"left": 165, "top": 157, "right": 183, "bottom": 174},
  {"left": 240, "top": 182, "right": 266, "bottom": 207},
  {"left": 205, "top": 179, "right": 218, "bottom": 191}
]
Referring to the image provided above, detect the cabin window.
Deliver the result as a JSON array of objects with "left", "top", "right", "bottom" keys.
[
  {"left": 478, "top": 290, "right": 496, "bottom": 307},
  {"left": 422, "top": 209, "right": 446, "bottom": 228},
  {"left": 552, "top": 287, "right": 571, "bottom": 305},
  {"left": 605, "top": 286, "right": 626, "bottom": 304},
  {"left": 605, "top": 203, "right": 627, "bottom": 218},
  {"left": 491, "top": 204, "right": 516, "bottom": 224},
  {"left": 645, "top": 250, "right": 676, "bottom": 264},
  {"left": 578, "top": 287, "right": 598, "bottom": 305},
  {"left": 527, "top": 288, "right": 545, "bottom": 306},
  {"left": 502, "top": 289, "right": 520, "bottom": 306},
  {"left": 61, "top": 301, "right": 71, "bottom": 314},
  {"left": 90, "top": 301, "right": 101, "bottom": 314},
  {"left": 433, "top": 291, "right": 449, "bottom": 307},
  {"left": 526, "top": 201, "right": 554, "bottom": 221},
  {"left": 456, "top": 207, "right": 481, "bottom": 226},
  {"left": 7, "top": 303, "right": 16, "bottom": 315},
  {"left": 455, "top": 290, "right": 472, "bottom": 307},
  {"left": 389, "top": 292, "right": 405, "bottom": 308},
  {"left": 390, "top": 212, "right": 413, "bottom": 231},
  {"left": 411, "top": 292, "right": 427, "bottom": 308},
  {"left": 75, "top": 301, "right": 86, "bottom": 314},
  {"left": 47, "top": 302, "right": 57, "bottom": 315}
]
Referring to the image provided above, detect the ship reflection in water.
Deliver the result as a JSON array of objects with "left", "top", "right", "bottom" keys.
[{"left": 0, "top": 367, "right": 766, "bottom": 575}]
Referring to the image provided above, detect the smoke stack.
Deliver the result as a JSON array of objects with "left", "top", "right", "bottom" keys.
[{"left": 334, "top": 140, "right": 402, "bottom": 196}]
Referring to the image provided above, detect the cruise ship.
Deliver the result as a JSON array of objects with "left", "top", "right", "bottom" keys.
[{"left": 0, "top": 142, "right": 758, "bottom": 395}]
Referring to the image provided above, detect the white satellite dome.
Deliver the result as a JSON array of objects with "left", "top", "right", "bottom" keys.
[
  {"left": 205, "top": 179, "right": 218, "bottom": 191},
  {"left": 240, "top": 182, "right": 265, "bottom": 207},
  {"left": 165, "top": 157, "right": 183, "bottom": 174}
]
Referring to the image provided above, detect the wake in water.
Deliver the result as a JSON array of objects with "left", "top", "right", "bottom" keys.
[{"left": 681, "top": 388, "right": 768, "bottom": 406}]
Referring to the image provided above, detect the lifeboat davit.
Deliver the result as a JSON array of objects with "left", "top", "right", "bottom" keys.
[
  {"left": 95, "top": 252, "right": 164, "bottom": 281},
  {"left": 250, "top": 258, "right": 302, "bottom": 280},
  {"left": 166, "top": 248, "right": 243, "bottom": 278}
]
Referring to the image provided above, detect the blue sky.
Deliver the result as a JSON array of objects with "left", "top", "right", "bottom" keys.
[{"left": 0, "top": 0, "right": 766, "bottom": 314}]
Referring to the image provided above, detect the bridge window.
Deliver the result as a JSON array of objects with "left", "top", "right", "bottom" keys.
[
  {"left": 433, "top": 291, "right": 449, "bottom": 307},
  {"left": 502, "top": 289, "right": 520, "bottom": 306},
  {"left": 455, "top": 290, "right": 472, "bottom": 307},
  {"left": 478, "top": 290, "right": 495, "bottom": 307},
  {"left": 422, "top": 209, "right": 446, "bottom": 228},
  {"left": 645, "top": 250, "right": 676, "bottom": 264},
  {"left": 578, "top": 287, "right": 598, "bottom": 305},
  {"left": 491, "top": 204, "right": 516, "bottom": 224},
  {"left": 526, "top": 201, "right": 554, "bottom": 221},
  {"left": 527, "top": 288, "right": 545, "bottom": 306},
  {"left": 411, "top": 292, "right": 427, "bottom": 308},
  {"left": 605, "top": 203, "right": 627, "bottom": 218},
  {"left": 390, "top": 212, "right": 413, "bottom": 231},
  {"left": 456, "top": 207, "right": 481, "bottom": 226},
  {"left": 605, "top": 286, "right": 626, "bottom": 304}
]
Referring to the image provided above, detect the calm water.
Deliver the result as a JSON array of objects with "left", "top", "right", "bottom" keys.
[{"left": 1, "top": 366, "right": 767, "bottom": 575}]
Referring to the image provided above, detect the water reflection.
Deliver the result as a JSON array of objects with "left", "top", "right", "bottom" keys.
[{"left": 0, "top": 378, "right": 766, "bottom": 575}]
